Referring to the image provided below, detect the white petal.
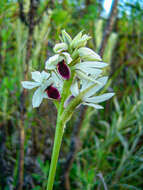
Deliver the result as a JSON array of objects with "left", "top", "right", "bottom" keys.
[
  {"left": 70, "top": 82, "right": 79, "bottom": 96},
  {"left": 75, "top": 61, "right": 108, "bottom": 68},
  {"left": 83, "top": 102, "right": 103, "bottom": 109},
  {"left": 31, "top": 71, "right": 42, "bottom": 82},
  {"left": 52, "top": 71, "right": 61, "bottom": 82},
  {"left": 83, "top": 77, "right": 108, "bottom": 98},
  {"left": 45, "top": 55, "right": 59, "bottom": 70},
  {"left": 85, "top": 93, "right": 115, "bottom": 103},
  {"left": 41, "top": 71, "right": 50, "bottom": 80},
  {"left": 62, "top": 52, "right": 72, "bottom": 64},
  {"left": 78, "top": 47, "right": 102, "bottom": 61},
  {"left": 52, "top": 72, "right": 63, "bottom": 91},
  {"left": 32, "top": 87, "right": 44, "bottom": 108},
  {"left": 21, "top": 81, "right": 40, "bottom": 89}
]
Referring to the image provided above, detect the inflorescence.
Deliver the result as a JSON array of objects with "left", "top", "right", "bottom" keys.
[{"left": 22, "top": 30, "right": 114, "bottom": 108}]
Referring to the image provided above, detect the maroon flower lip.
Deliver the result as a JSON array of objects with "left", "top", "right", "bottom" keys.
[
  {"left": 57, "top": 60, "right": 71, "bottom": 80},
  {"left": 45, "top": 85, "right": 61, "bottom": 100}
]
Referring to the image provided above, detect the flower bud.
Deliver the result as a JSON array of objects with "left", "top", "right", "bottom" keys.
[
  {"left": 78, "top": 47, "right": 102, "bottom": 61},
  {"left": 71, "top": 32, "right": 91, "bottom": 49},
  {"left": 70, "top": 31, "right": 82, "bottom": 47},
  {"left": 62, "top": 30, "right": 72, "bottom": 45},
  {"left": 64, "top": 95, "right": 75, "bottom": 108},
  {"left": 53, "top": 43, "right": 68, "bottom": 53}
]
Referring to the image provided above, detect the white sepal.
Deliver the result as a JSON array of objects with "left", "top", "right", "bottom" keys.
[
  {"left": 75, "top": 61, "right": 108, "bottom": 69},
  {"left": 32, "top": 87, "right": 44, "bottom": 108},
  {"left": 70, "top": 82, "right": 79, "bottom": 97},
  {"left": 75, "top": 66, "right": 102, "bottom": 75},
  {"left": 85, "top": 93, "right": 115, "bottom": 103},
  {"left": 21, "top": 81, "right": 40, "bottom": 89},
  {"left": 31, "top": 71, "right": 42, "bottom": 82},
  {"left": 83, "top": 76, "right": 108, "bottom": 98},
  {"left": 41, "top": 71, "right": 50, "bottom": 80}
]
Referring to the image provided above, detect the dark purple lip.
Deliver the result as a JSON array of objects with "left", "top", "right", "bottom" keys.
[
  {"left": 57, "top": 60, "right": 71, "bottom": 80},
  {"left": 45, "top": 85, "right": 61, "bottom": 100}
]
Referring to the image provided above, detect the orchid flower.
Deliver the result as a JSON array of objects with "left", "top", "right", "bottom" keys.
[
  {"left": 70, "top": 77, "right": 114, "bottom": 109},
  {"left": 72, "top": 61, "right": 108, "bottom": 83},
  {"left": 21, "top": 71, "right": 61, "bottom": 108},
  {"left": 45, "top": 52, "right": 72, "bottom": 80}
]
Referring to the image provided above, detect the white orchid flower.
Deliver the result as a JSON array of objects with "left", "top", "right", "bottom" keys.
[
  {"left": 45, "top": 52, "right": 72, "bottom": 80},
  {"left": 70, "top": 77, "right": 114, "bottom": 109},
  {"left": 21, "top": 71, "right": 61, "bottom": 108},
  {"left": 72, "top": 61, "right": 108, "bottom": 83}
]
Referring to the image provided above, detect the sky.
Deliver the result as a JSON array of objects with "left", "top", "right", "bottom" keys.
[
  {"left": 103, "top": 0, "right": 143, "bottom": 17},
  {"left": 103, "top": 0, "right": 113, "bottom": 15}
]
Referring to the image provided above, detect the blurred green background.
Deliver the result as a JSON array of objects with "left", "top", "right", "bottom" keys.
[{"left": 0, "top": 0, "right": 143, "bottom": 189}]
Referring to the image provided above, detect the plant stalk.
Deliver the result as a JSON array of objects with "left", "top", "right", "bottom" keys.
[
  {"left": 46, "top": 114, "right": 64, "bottom": 190},
  {"left": 46, "top": 79, "right": 99, "bottom": 190}
]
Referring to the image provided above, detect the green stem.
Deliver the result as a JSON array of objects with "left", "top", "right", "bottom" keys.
[
  {"left": 46, "top": 79, "right": 73, "bottom": 190},
  {"left": 46, "top": 114, "right": 64, "bottom": 190},
  {"left": 46, "top": 80, "right": 98, "bottom": 190}
]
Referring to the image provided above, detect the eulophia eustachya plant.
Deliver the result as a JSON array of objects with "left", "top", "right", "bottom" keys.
[
  {"left": 22, "top": 30, "right": 114, "bottom": 190},
  {"left": 22, "top": 30, "right": 114, "bottom": 109}
]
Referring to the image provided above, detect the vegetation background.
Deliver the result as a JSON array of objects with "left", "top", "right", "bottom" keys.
[{"left": 0, "top": 0, "right": 143, "bottom": 189}]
